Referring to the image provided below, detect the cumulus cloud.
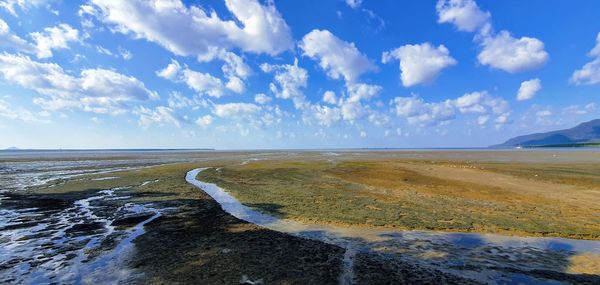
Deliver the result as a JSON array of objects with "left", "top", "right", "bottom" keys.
[
  {"left": 134, "top": 106, "right": 181, "bottom": 128},
  {"left": 195, "top": 114, "right": 213, "bottom": 128},
  {"left": 157, "top": 59, "right": 225, "bottom": 98},
  {"left": 156, "top": 59, "right": 181, "bottom": 80},
  {"left": 571, "top": 33, "right": 600, "bottom": 85},
  {"left": 213, "top": 102, "right": 260, "bottom": 118},
  {"left": 261, "top": 59, "right": 308, "bottom": 109},
  {"left": 328, "top": 83, "right": 381, "bottom": 123},
  {"left": 436, "top": 0, "right": 548, "bottom": 73},
  {"left": 198, "top": 48, "right": 251, "bottom": 93},
  {"left": 302, "top": 83, "right": 381, "bottom": 126},
  {"left": 0, "top": 20, "right": 80, "bottom": 59},
  {"left": 254, "top": 93, "right": 271, "bottom": 104},
  {"left": 299, "top": 29, "right": 376, "bottom": 82},
  {"left": 345, "top": 0, "right": 363, "bottom": 9},
  {"left": 516, "top": 78, "right": 541, "bottom": 101},
  {"left": 167, "top": 91, "right": 193, "bottom": 109},
  {"left": 0, "top": 17, "right": 34, "bottom": 52},
  {"left": 382, "top": 42, "right": 456, "bottom": 87},
  {"left": 436, "top": 0, "right": 490, "bottom": 32},
  {"left": 571, "top": 58, "right": 600, "bottom": 86},
  {"left": 89, "top": 0, "right": 293, "bottom": 58},
  {"left": 0, "top": 52, "right": 158, "bottom": 114},
  {"left": 309, "top": 104, "right": 342, "bottom": 127},
  {"left": 0, "top": 0, "right": 52, "bottom": 16},
  {"left": 392, "top": 91, "right": 510, "bottom": 126},
  {"left": 180, "top": 69, "right": 224, "bottom": 98},
  {"left": 477, "top": 31, "right": 548, "bottom": 73},
  {"left": 346, "top": 83, "right": 382, "bottom": 102},
  {"left": 322, "top": 90, "right": 337, "bottom": 104},
  {"left": 393, "top": 96, "right": 455, "bottom": 125},
  {"left": 562, "top": 103, "right": 597, "bottom": 115},
  {"left": 30, "top": 23, "right": 80, "bottom": 59}
]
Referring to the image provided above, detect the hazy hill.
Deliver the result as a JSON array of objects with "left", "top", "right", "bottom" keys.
[{"left": 493, "top": 119, "right": 600, "bottom": 147}]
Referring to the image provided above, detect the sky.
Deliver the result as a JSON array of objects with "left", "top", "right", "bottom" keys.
[{"left": 0, "top": 0, "right": 599, "bottom": 149}]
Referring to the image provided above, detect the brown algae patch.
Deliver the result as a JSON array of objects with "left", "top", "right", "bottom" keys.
[{"left": 197, "top": 159, "right": 600, "bottom": 239}]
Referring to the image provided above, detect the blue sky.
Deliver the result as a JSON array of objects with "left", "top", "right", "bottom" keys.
[{"left": 0, "top": 0, "right": 599, "bottom": 149}]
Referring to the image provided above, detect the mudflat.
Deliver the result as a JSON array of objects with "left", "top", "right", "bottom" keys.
[
  {"left": 197, "top": 151, "right": 600, "bottom": 240},
  {"left": 3, "top": 150, "right": 600, "bottom": 284}
]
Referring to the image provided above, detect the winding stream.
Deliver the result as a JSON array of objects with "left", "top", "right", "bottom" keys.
[{"left": 186, "top": 168, "right": 600, "bottom": 285}]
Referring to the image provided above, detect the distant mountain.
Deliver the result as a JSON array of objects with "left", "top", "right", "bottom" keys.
[
  {"left": 493, "top": 119, "right": 600, "bottom": 148},
  {"left": 5, "top": 147, "right": 20, "bottom": 150}
]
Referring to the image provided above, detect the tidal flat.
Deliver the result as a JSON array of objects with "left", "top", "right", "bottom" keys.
[{"left": 1, "top": 149, "right": 600, "bottom": 284}]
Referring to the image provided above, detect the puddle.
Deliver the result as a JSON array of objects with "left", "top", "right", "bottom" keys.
[
  {"left": 187, "top": 168, "right": 600, "bottom": 285},
  {"left": 0, "top": 188, "right": 161, "bottom": 284}
]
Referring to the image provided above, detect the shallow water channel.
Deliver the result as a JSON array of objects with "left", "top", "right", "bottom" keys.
[{"left": 187, "top": 168, "right": 600, "bottom": 285}]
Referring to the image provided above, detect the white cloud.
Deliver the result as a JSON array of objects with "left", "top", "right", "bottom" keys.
[
  {"left": 346, "top": 83, "right": 381, "bottom": 102},
  {"left": 454, "top": 91, "right": 509, "bottom": 114},
  {"left": 562, "top": 103, "right": 597, "bottom": 115},
  {"left": 254, "top": 93, "right": 271, "bottom": 104},
  {"left": 0, "top": 98, "right": 45, "bottom": 122},
  {"left": 322, "top": 90, "right": 337, "bottom": 104},
  {"left": 225, "top": 76, "right": 244, "bottom": 93},
  {"left": 392, "top": 91, "right": 510, "bottom": 126},
  {"left": 536, "top": 110, "right": 552, "bottom": 117},
  {"left": 477, "top": 115, "right": 489, "bottom": 125},
  {"left": 477, "top": 31, "right": 548, "bottom": 73},
  {"left": 157, "top": 59, "right": 225, "bottom": 98},
  {"left": 119, "top": 47, "right": 132, "bottom": 60},
  {"left": 181, "top": 69, "right": 224, "bottom": 98},
  {"left": 95, "top": 45, "right": 112, "bottom": 56},
  {"left": 134, "top": 106, "right": 181, "bottom": 128},
  {"left": 30, "top": 23, "right": 79, "bottom": 59},
  {"left": 156, "top": 59, "right": 181, "bottom": 80},
  {"left": 0, "top": 17, "right": 34, "bottom": 52},
  {"left": 80, "top": 68, "right": 158, "bottom": 100},
  {"left": 0, "top": 52, "right": 158, "bottom": 114},
  {"left": 0, "top": 0, "right": 52, "bottom": 16},
  {"left": 590, "top": 32, "right": 600, "bottom": 57},
  {"left": 339, "top": 100, "right": 364, "bottom": 122},
  {"left": 261, "top": 59, "right": 308, "bottom": 109},
  {"left": 345, "top": 0, "right": 363, "bottom": 9},
  {"left": 309, "top": 104, "right": 342, "bottom": 127},
  {"left": 368, "top": 112, "right": 389, "bottom": 126},
  {"left": 437, "top": 0, "right": 548, "bottom": 74},
  {"left": 494, "top": 113, "right": 510, "bottom": 126},
  {"left": 299, "top": 29, "right": 376, "bottom": 82},
  {"left": 195, "top": 114, "right": 213, "bottom": 128},
  {"left": 199, "top": 48, "right": 251, "bottom": 93},
  {"left": 436, "top": 0, "right": 490, "bottom": 32},
  {"left": 382, "top": 42, "right": 456, "bottom": 87},
  {"left": 167, "top": 91, "right": 193, "bottom": 109},
  {"left": 213, "top": 102, "right": 260, "bottom": 118},
  {"left": 571, "top": 58, "right": 600, "bottom": 85},
  {"left": 359, "top": 130, "right": 367, "bottom": 138},
  {"left": 78, "top": 4, "right": 98, "bottom": 17},
  {"left": 516, "top": 78, "right": 541, "bottom": 101},
  {"left": 571, "top": 33, "right": 600, "bottom": 85},
  {"left": 393, "top": 96, "right": 455, "bottom": 125},
  {"left": 328, "top": 83, "right": 382, "bottom": 123},
  {"left": 89, "top": 0, "right": 293, "bottom": 58}
]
